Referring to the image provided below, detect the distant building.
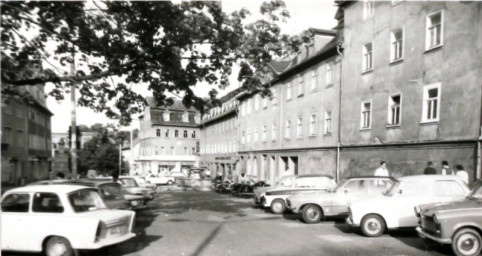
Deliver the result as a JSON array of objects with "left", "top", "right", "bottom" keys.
[
  {"left": 51, "top": 130, "right": 97, "bottom": 176},
  {"left": 1, "top": 83, "right": 53, "bottom": 185},
  {"left": 134, "top": 98, "right": 201, "bottom": 175}
]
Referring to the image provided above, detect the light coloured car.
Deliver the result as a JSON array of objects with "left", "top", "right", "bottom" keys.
[
  {"left": 347, "top": 175, "right": 470, "bottom": 237},
  {"left": 1, "top": 184, "right": 136, "bottom": 256},
  {"left": 261, "top": 174, "right": 336, "bottom": 214},
  {"left": 286, "top": 176, "right": 394, "bottom": 223},
  {"left": 132, "top": 176, "right": 157, "bottom": 191},
  {"left": 118, "top": 176, "right": 155, "bottom": 203},
  {"left": 416, "top": 179, "right": 482, "bottom": 256},
  {"left": 254, "top": 175, "right": 297, "bottom": 205},
  {"left": 145, "top": 172, "right": 186, "bottom": 185}
]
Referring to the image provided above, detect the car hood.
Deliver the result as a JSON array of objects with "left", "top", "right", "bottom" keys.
[
  {"left": 266, "top": 188, "right": 329, "bottom": 196},
  {"left": 422, "top": 198, "right": 481, "bottom": 216}
]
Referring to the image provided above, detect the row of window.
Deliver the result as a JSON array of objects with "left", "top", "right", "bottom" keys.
[
  {"left": 205, "top": 118, "right": 237, "bottom": 135},
  {"left": 2, "top": 127, "right": 25, "bottom": 147},
  {"left": 140, "top": 129, "right": 196, "bottom": 139},
  {"left": 201, "top": 142, "right": 238, "bottom": 155},
  {"left": 240, "top": 111, "right": 333, "bottom": 144},
  {"left": 360, "top": 83, "right": 440, "bottom": 129},
  {"left": 361, "top": 4, "right": 443, "bottom": 72},
  {"left": 140, "top": 146, "right": 197, "bottom": 156}
]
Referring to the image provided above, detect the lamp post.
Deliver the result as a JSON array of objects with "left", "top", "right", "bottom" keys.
[{"left": 70, "top": 47, "right": 77, "bottom": 179}]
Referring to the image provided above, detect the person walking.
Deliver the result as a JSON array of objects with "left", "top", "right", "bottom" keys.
[
  {"left": 455, "top": 165, "right": 469, "bottom": 185},
  {"left": 441, "top": 161, "right": 454, "bottom": 175},
  {"left": 423, "top": 161, "right": 437, "bottom": 175},
  {"left": 374, "top": 161, "right": 389, "bottom": 176}
]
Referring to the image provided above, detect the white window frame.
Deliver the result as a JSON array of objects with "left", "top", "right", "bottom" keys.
[
  {"left": 287, "top": 82, "right": 292, "bottom": 100},
  {"left": 425, "top": 10, "right": 443, "bottom": 50},
  {"left": 422, "top": 83, "right": 441, "bottom": 123},
  {"left": 271, "top": 123, "right": 276, "bottom": 141},
  {"left": 390, "top": 28, "right": 404, "bottom": 62},
  {"left": 311, "top": 70, "right": 317, "bottom": 91},
  {"left": 387, "top": 94, "right": 402, "bottom": 126},
  {"left": 309, "top": 113, "right": 317, "bottom": 136},
  {"left": 326, "top": 63, "right": 333, "bottom": 85},
  {"left": 297, "top": 75, "right": 304, "bottom": 96},
  {"left": 360, "top": 100, "right": 372, "bottom": 129},
  {"left": 324, "top": 111, "right": 332, "bottom": 134},
  {"left": 363, "top": 0, "right": 374, "bottom": 20},
  {"left": 254, "top": 127, "right": 259, "bottom": 142},
  {"left": 285, "top": 120, "right": 291, "bottom": 139},
  {"left": 297, "top": 117, "right": 303, "bottom": 138},
  {"left": 362, "top": 42, "right": 373, "bottom": 72}
]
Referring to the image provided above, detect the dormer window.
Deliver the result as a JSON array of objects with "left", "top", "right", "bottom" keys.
[
  {"left": 163, "top": 111, "right": 170, "bottom": 122},
  {"left": 194, "top": 113, "right": 201, "bottom": 123},
  {"left": 182, "top": 111, "right": 189, "bottom": 122}
]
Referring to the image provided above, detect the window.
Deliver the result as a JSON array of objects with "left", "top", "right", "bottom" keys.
[
  {"left": 254, "top": 95, "right": 259, "bottom": 110},
  {"left": 15, "top": 105, "right": 24, "bottom": 118},
  {"left": 287, "top": 82, "right": 292, "bottom": 100},
  {"left": 191, "top": 131, "right": 196, "bottom": 138},
  {"left": 16, "top": 130, "right": 24, "bottom": 147},
  {"left": 422, "top": 83, "right": 441, "bottom": 122},
  {"left": 183, "top": 130, "right": 188, "bottom": 138},
  {"left": 271, "top": 88, "right": 278, "bottom": 105},
  {"left": 433, "top": 181, "right": 466, "bottom": 196},
  {"left": 311, "top": 70, "right": 317, "bottom": 91},
  {"left": 242, "top": 130, "right": 245, "bottom": 144},
  {"left": 2, "top": 127, "right": 12, "bottom": 145},
  {"left": 33, "top": 193, "right": 64, "bottom": 213},
  {"left": 184, "top": 147, "right": 188, "bottom": 155},
  {"left": 361, "top": 101, "right": 372, "bottom": 129},
  {"left": 309, "top": 114, "right": 317, "bottom": 136},
  {"left": 254, "top": 127, "right": 259, "bottom": 142},
  {"left": 165, "top": 129, "right": 169, "bottom": 137},
  {"left": 326, "top": 63, "right": 333, "bottom": 85},
  {"left": 388, "top": 95, "right": 401, "bottom": 125},
  {"left": 163, "top": 111, "right": 170, "bottom": 122},
  {"left": 324, "top": 111, "right": 332, "bottom": 134},
  {"left": 297, "top": 75, "right": 304, "bottom": 96},
  {"left": 362, "top": 42, "right": 373, "bottom": 72},
  {"left": 171, "top": 147, "right": 175, "bottom": 155},
  {"left": 192, "top": 147, "right": 196, "bottom": 155},
  {"left": 271, "top": 123, "right": 276, "bottom": 141},
  {"left": 182, "top": 111, "right": 189, "bottom": 122},
  {"left": 426, "top": 10, "right": 443, "bottom": 50},
  {"left": 262, "top": 125, "right": 267, "bottom": 142},
  {"left": 1, "top": 193, "right": 30, "bottom": 212},
  {"left": 297, "top": 117, "right": 303, "bottom": 138},
  {"left": 247, "top": 99, "right": 252, "bottom": 114},
  {"left": 285, "top": 120, "right": 291, "bottom": 139},
  {"left": 262, "top": 96, "right": 268, "bottom": 109},
  {"left": 161, "top": 146, "right": 165, "bottom": 154},
  {"left": 363, "top": 0, "right": 374, "bottom": 20},
  {"left": 175, "top": 130, "right": 179, "bottom": 137},
  {"left": 68, "top": 189, "right": 105, "bottom": 212},
  {"left": 156, "top": 129, "right": 161, "bottom": 137},
  {"left": 246, "top": 129, "right": 251, "bottom": 143},
  {"left": 390, "top": 28, "right": 403, "bottom": 62}
]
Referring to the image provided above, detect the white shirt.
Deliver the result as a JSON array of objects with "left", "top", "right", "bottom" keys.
[
  {"left": 456, "top": 171, "right": 469, "bottom": 184},
  {"left": 374, "top": 167, "right": 389, "bottom": 176}
]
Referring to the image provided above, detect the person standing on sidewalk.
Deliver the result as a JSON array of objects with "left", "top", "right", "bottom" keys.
[
  {"left": 441, "top": 161, "right": 454, "bottom": 175},
  {"left": 374, "top": 161, "right": 389, "bottom": 176},
  {"left": 423, "top": 161, "right": 437, "bottom": 175}
]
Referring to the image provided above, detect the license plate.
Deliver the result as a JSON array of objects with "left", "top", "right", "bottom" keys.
[{"left": 110, "top": 226, "right": 121, "bottom": 234}]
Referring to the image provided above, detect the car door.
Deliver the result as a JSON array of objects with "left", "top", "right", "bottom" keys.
[
  {"left": 393, "top": 181, "right": 433, "bottom": 227},
  {"left": 1, "top": 193, "right": 32, "bottom": 251},
  {"left": 331, "top": 179, "right": 368, "bottom": 215}
]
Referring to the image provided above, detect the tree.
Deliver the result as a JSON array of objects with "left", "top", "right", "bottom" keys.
[{"left": 1, "top": 1, "right": 310, "bottom": 125}]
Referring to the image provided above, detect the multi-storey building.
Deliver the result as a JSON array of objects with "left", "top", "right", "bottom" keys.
[
  {"left": 134, "top": 98, "right": 201, "bottom": 175},
  {"left": 199, "top": 94, "right": 240, "bottom": 179},
  {"left": 1, "top": 82, "right": 52, "bottom": 185},
  {"left": 236, "top": 29, "right": 342, "bottom": 184},
  {"left": 336, "top": 1, "right": 482, "bottom": 182}
]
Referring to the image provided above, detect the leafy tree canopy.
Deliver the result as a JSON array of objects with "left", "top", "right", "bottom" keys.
[{"left": 1, "top": 1, "right": 310, "bottom": 125}]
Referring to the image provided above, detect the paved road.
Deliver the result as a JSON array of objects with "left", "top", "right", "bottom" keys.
[{"left": 3, "top": 188, "right": 455, "bottom": 256}]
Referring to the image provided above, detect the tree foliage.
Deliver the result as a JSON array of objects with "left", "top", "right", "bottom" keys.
[{"left": 1, "top": 1, "right": 310, "bottom": 124}]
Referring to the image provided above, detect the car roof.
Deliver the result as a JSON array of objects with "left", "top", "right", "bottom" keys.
[
  {"left": 296, "top": 174, "right": 334, "bottom": 179},
  {"left": 343, "top": 176, "right": 397, "bottom": 181},
  {"left": 5, "top": 184, "right": 93, "bottom": 194},
  {"left": 398, "top": 174, "right": 463, "bottom": 182}
]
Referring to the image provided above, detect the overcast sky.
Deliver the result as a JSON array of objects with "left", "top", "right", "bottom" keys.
[{"left": 47, "top": 0, "right": 338, "bottom": 133}]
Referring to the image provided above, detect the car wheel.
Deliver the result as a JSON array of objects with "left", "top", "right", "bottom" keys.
[
  {"left": 45, "top": 236, "right": 79, "bottom": 256},
  {"left": 360, "top": 214, "right": 386, "bottom": 237},
  {"left": 167, "top": 180, "right": 173, "bottom": 185},
  {"left": 302, "top": 204, "right": 323, "bottom": 224},
  {"left": 452, "top": 228, "right": 482, "bottom": 256},
  {"left": 270, "top": 199, "right": 286, "bottom": 214}
]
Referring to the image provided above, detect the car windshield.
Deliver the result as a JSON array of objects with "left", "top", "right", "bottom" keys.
[
  {"left": 119, "top": 178, "right": 139, "bottom": 187},
  {"left": 331, "top": 179, "right": 348, "bottom": 192},
  {"left": 278, "top": 176, "right": 295, "bottom": 188},
  {"left": 99, "top": 184, "right": 123, "bottom": 200},
  {"left": 383, "top": 181, "right": 400, "bottom": 196},
  {"left": 136, "top": 177, "right": 146, "bottom": 184},
  {"left": 468, "top": 181, "right": 482, "bottom": 199},
  {"left": 69, "top": 189, "right": 106, "bottom": 212}
]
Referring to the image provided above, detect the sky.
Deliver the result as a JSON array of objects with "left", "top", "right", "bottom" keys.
[{"left": 47, "top": 0, "right": 338, "bottom": 133}]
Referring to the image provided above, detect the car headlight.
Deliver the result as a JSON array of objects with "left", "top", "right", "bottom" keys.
[{"left": 433, "top": 214, "right": 439, "bottom": 224}]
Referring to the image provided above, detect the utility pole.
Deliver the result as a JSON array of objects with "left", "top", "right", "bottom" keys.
[{"left": 70, "top": 48, "right": 77, "bottom": 179}]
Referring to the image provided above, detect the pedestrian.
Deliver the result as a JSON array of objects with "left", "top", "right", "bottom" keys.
[
  {"left": 55, "top": 172, "right": 65, "bottom": 179},
  {"left": 455, "top": 165, "right": 469, "bottom": 184},
  {"left": 374, "top": 161, "right": 389, "bottom": 176},
  {"left": 423, "top": 161, "right": 437, "bottom": 175},
  {"left": 441, "top": 161, "right": 454, "bottom": 175},
  {"left": 239, "top": 172, "right": 248, "bottom": 184}
]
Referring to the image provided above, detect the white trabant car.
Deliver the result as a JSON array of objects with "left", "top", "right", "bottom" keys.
[
  {"left": 1, "top": 184, "right": 136, "bottom": 256},
  {"left": 347, "top": 175, "right": 469, "bottom": 237},
  {"left": 145, "top": 172, "right": 186, "bottom": 185},
  {"left": 286, "top": 176, "right": 394, "bottom": 223},
  {"left": 261, "top": 174, "right": 336, "bottom": 214}
]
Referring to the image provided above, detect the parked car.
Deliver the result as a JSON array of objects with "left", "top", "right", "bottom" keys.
[
  {"left": 286, "top": 176, "right": 394, "bottom": 223},
  {"left": 261, "top": 174, "right": 336, "bottom": 214},
  {"left": 254, "top": 175, "right": 297, "bottom": 205},
  {"left": 118, "top": 176, "right": 155, "bottom": 203},
  {"left": 1, "top": 184, "right": 136, "bottom": 255},
  {"left": 132, "top": 176, "right": 157, "bottom": 191},
  {"left": 416, "top": 179, "right": 482, "bottom": 256},
  {"left": 145, "top": 172, "right": 186, "bottom": 185},
  {"left": 347, "top": 175, "right": 470, "bottom": 237}
]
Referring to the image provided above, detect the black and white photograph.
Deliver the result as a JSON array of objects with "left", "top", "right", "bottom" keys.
[{"left": 1, "top": 0, "right": 482, "bottom": 256}]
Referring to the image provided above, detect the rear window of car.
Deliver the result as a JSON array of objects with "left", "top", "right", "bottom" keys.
[
  {"left": 99, "top": 183, "right": 123, "bottom": 200},
  {"left": 294, "top": 177, "right": 333, "bottom": 188},
  {"left": 433, "top": 180, "right": 466, "bottom": 196},
  {"left": 33, "top": 192, "right": 64, "bottom": 213},
  {"left": 68, "top": 189, "right": 106, "bottom": 212},
  {"left": 1, "top": 193, "right": 30, "bottom": 212}
]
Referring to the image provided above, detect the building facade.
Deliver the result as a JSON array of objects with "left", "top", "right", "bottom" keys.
[
  {"left": 1, "top": 84, "right": 52, "bottom": 185},
  {"left": 336, "top": 1, "right": 482, "bottom": 182},
  {"left": 134, "top": 98, "right": 201, "bottom": 175}
]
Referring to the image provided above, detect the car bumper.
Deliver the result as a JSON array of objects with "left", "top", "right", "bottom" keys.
[
  {"left": 88, "top": 232, "right": 136, "bottom": 249},
  {"left": 416, "top": 227, "right": 451, "bottom": 244}
]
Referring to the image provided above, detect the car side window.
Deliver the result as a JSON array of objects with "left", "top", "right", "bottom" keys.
[
  {"left": 433, "top": 181, "right": 466, "bottom": 196},
  {"left": 343, "top": 180, "right": 367, "bottom": 194},
  {"left": 1, "top": 193, "right": 30, "bottom": 212},
  {"left": 32, "top": 192, "right": 64, "bottom": 213},
  {"left": 399, "top": 181, "right": 428, "bottom": 196},
  {"left": 294, "top": 178, "right": 316, "bottom": 188},
  {"left": 367, "top": 179, "right": 393, "bottom": 194}
]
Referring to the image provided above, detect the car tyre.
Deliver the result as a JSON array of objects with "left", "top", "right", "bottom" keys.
[
  {"left": 452, "top": 228, "right": 482, "bottom": 256},
  {"left": 302, "top": 204, "right": 323, "bottom": 224},
  {"left": 270, "top": 199, "right": 286, "bottom": 214},
  {"left": 45, "top": 236, "right": 79, "bottom": 256},
  {"left": 360, "top": 214, "right": 386, "bottom": 237}
]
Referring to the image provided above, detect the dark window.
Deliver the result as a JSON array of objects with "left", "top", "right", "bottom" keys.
[
  {"left": 1, "top": 193, "right": 30, "bottom": 212},
  {"left": 183, "top": 130, "right": 188, "bottom": 138},
  {"left": 175, "top": 130, "right": 179, "bottom": 137},
  {"left": 156, "top": 129, "right": 161, "bottom": 137},
  {"left": 33, "top": 192, "right": 64, "bottom": 213},
  {"left": 192, "top": 131, "right": 196, "bottom": 138}
]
